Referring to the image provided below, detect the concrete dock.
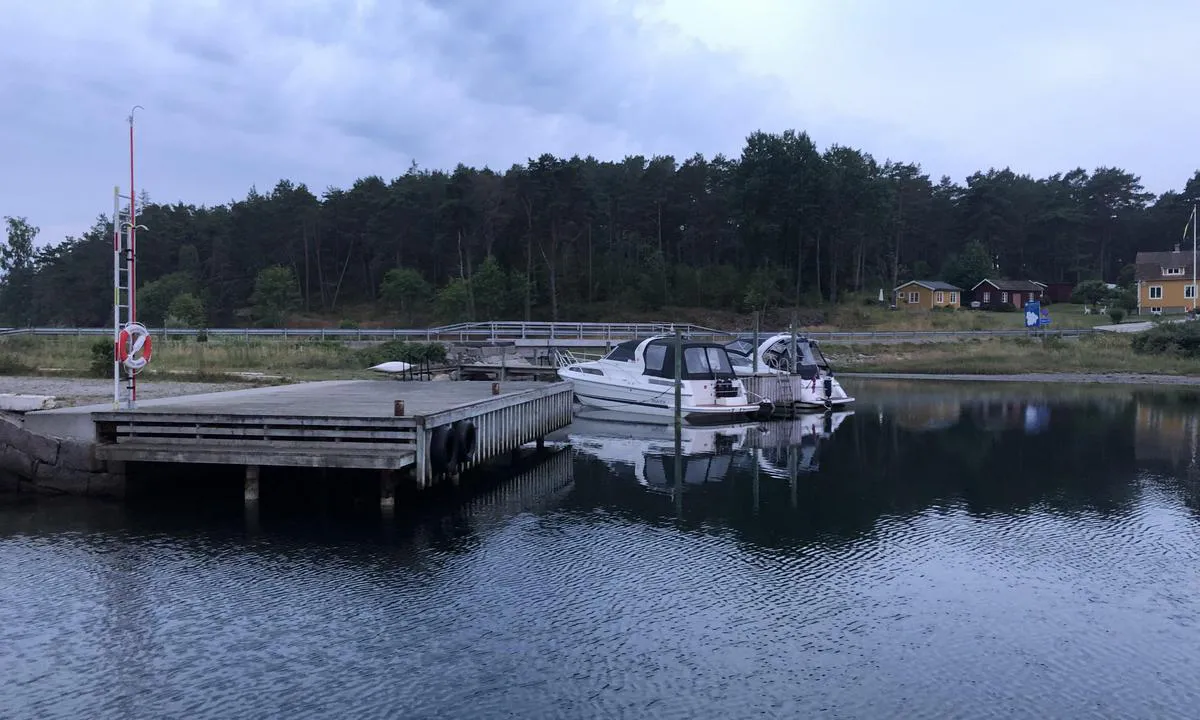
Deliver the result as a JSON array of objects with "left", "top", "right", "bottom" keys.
[{"left": 20, "top": 380, "right": 574, "bottom": 502}]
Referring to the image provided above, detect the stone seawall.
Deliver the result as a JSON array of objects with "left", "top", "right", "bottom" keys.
[{"left": 0, "top": 414, "right": 124, "bottom": 497}]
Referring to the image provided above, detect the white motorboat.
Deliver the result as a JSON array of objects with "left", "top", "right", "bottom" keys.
[
  {"left": 724, "top": 333, "right": 854, "bottom": 411},
  {"left": 567, "top": 419, "right": 758, "bottom": 492},
  {"left": 555, "top": 336, "right": 773, "bottom": 423}
]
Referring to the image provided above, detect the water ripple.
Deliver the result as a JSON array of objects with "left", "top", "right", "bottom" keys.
[{"left": 4, "top": 391, "right": 1200, "bottom": 718}]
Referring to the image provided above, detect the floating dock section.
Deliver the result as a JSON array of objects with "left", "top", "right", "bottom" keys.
[{"left": 22, "top": 381, "right": 573, "bottom": 503}]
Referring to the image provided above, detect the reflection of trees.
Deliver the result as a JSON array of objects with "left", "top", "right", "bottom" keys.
[
  {"left": 1132, "top": 389, "right": 1200, "bottom": 517},
  {"left": 0, "top": 451, "right": 576, "bottom": 588},
  {"left": 564, "top": 389, "right": 1145, "bottom": 553}
]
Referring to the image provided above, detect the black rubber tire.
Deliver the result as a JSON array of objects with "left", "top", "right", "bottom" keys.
[
  {"left": 429, "top": 425, "right": 457, "bottom": 474},
  {"left": 453, "top": 421, "right": 478, "bottom": 463}
]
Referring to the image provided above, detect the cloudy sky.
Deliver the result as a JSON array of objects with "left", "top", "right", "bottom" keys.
[{"left": 3, "top": 0, "right": 1198, "bottom": 244}]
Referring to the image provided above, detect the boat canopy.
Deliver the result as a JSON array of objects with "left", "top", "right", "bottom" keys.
[
  {"left": 724, "top": 335, "right": 831, "bottom": 377},
  {"left": 639, "top": 338, "right": 737, "bottom": 380}
]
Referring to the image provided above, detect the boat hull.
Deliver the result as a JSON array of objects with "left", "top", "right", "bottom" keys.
[{"left": 563, "top": 375, "right": 765, "bottom": 423}]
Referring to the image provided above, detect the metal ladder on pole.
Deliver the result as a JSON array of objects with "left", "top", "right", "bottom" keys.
[
  {"left": 113, "top": 187, "right": 135, "bottom": 409},
  {"left": 113, "top": 107, "right": 145, "bottom": 410}
]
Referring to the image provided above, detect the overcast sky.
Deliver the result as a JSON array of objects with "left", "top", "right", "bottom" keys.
[{"left": 3, "top": 0, "right": 1198, "bottom": 245}]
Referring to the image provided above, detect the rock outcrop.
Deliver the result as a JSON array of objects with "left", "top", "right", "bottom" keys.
[{"left": 0, "top": 414, "right": 123, "bottom": 497}]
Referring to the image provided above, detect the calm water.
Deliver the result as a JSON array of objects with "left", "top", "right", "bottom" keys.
[{"left": 3, "top": 379, "right": 1200, "bottom": 719}]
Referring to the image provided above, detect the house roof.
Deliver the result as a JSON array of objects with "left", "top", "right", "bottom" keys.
[
  {"left": 1136, "top": 250, "right": 1194, "bottom": 281},
  {"left": 894, "top": 280, "right": 962, "bottom": 292},
  {"left": 970, "top": 278, "right": 1044, "bottom": 292}
]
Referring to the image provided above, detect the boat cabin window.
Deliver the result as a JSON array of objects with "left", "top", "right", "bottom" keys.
[
  {"left": 643, "top": 343, "right": 667, "bottom": 372},
  {"left": 604, "top": 339, "right": 640, "bottom": 362}
]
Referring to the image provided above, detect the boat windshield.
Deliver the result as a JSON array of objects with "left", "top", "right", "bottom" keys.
[
  {"left": 684, "top": 346, "right": 735, "bottom": 378},
  {"left": 724, "top": 339, "right": 755, "bottom": 357},
  {"left": 603, "top": 339, "right": 641, "bottom": 362},
  {"left": 762, "top": 337, "right": 825, "bottom": 373}
]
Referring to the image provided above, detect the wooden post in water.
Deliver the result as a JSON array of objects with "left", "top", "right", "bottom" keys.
[
  {"left": 244, "top": 465, "right": 260, "bottom": 502},
  {"left": 380, "top": 470, "right": 396, "bottom": 516}
]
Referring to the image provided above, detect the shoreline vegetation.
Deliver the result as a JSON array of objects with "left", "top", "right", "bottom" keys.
[{"left": 2, "top": 321, "right": 1198, "bottom": 389}]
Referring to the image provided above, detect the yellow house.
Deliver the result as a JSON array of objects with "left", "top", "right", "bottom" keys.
[
  {"left": 893, "top": 280, "right": 963, "bottom": 310},
  {"left": 1135, "top": 247, "right": 1196, "bottom": 315}
]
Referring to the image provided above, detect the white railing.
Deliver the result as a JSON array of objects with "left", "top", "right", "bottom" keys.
[{"left": 0, "top": 321, "right": 1099, "bottom": 342}]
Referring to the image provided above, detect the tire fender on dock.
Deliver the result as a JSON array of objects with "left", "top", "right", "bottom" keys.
[
  {"left": 429, "top": 425, "right": 457, "bottom": 474},
  {"left": 453, "top": 421, "right": 477, "bottom": 464}
]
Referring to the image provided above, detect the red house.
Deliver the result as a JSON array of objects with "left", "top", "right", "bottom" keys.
[{"left": 970, "top": 279, "right": 1045, "bottom": 310}]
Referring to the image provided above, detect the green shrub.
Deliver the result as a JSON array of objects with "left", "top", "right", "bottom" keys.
[
  {"left": 1108, "top": 308, "right": 1126, "bottom": 324},
  {"left": 89, "top": 338, "right": 113, "bottom": 377},
  {"left": 1131, "top": 322, "right": 1200, "bottom": 358},
  {"left": 0, "top": 352, "right": 34, "bottom": 375}
]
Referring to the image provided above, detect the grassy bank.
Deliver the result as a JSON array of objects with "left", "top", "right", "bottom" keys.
[
  {"left": 287, "top": 298, "right": 1117, "bottom": 334},
  {"left": 0, "top": 335, "right": 377, "bottom": 382},
  {"left": 825, "top": 333, "right": 1200, "bottom": 376},
  {"left": 3, "top": 326, "right": 1189, "bottom": 382}
]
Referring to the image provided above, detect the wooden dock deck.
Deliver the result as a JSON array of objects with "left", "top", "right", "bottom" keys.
[{"left": 88, "top": 381, "right": 574, "bottom": 495}]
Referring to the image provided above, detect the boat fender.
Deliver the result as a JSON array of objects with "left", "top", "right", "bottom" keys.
[
  {"left": 453, "top": 420, "right": 478, "bottom": 464},
  {"left": 428, "top": 425, "right": 457, "bottom": 474},
  {"left": 756, "top": 400, "right": 775, "bottom": 420}
]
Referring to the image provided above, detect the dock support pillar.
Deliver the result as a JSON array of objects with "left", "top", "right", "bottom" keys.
[
  {"left": 244, "top": 465, "right": 260, "bottom": 502},
  {"left": 380, "top": 470, "right": 396, "bottom": 516},
  {"left": 536, "top": 437, "right": 545, "bottom": 451}
]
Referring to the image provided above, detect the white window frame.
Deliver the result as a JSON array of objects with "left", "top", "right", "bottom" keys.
[
  {"left": 982, "top": 291, "right": 991, "bottom": 302},
  {"left": 935, "top": 291, "right": 945, "bottom": 304},
  {"left": 949, "top": 292, "right": 958, "bottom": 304},
  {"left": 907, "top": 291, "right": 919, "bottom": 304},
  {"left": 1164, "top": 267, "right": 1185, "bottom": 276},
  {"left": 1186, "top": 285, "right": 1196, "bottom": 299},
  {"left": 1001, "top": 292, "right": 1009, "bottom": 303},
  {"left": 1149, "top": 285, "right": 1163, "bottom": 300}
]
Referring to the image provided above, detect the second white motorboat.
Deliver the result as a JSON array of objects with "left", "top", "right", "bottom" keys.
[
  {"left": 556, "top": 336, "right": 773, "bottom": 423},
  {"left": 724, "top": 333, "right": 854, "bottom": 411}
]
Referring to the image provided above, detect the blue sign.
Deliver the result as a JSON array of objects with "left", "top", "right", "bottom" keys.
[
  {"left": 1024, "top": 300, "right": 1041, "bottom": 328},
  {"left": 1039, "top": 308, "right": 1051, "bottom": 326}
]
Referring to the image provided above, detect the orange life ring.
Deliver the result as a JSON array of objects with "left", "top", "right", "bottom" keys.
[{"left": 117, "top": 323, "right": 152, "bottom": 372}]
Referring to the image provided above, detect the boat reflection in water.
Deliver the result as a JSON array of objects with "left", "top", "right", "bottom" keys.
[{"left": 563, "top": 408, "right": 853, "bottom": 498}]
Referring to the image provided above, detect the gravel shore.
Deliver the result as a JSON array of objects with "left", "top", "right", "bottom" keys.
[
  {"left": 843, "top": 372, "right": 1200, "bottom": 386},
  {"left": 0, "top": 376, "right": 254, "bottom": 408}
]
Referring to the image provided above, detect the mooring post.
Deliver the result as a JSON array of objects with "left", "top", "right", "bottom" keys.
[
  {"left": 790, "top": 311, "right": 798, "bottom": 373},
  {"left": 244, "top": 465, "right": 260, "bottom": 502},
  {"left": 752, "top": 310, "right": 760, "bottom": 375},
  {"left": 380, "top": 469, "right": 396, "bottom": 515},
  {"left": 674, "top": 327, "right": 683, "bottom": 431}
]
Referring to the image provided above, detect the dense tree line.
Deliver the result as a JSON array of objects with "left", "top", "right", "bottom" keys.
[{"left": 2, "top": 129, "right": 1198, "bottom": 327}]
